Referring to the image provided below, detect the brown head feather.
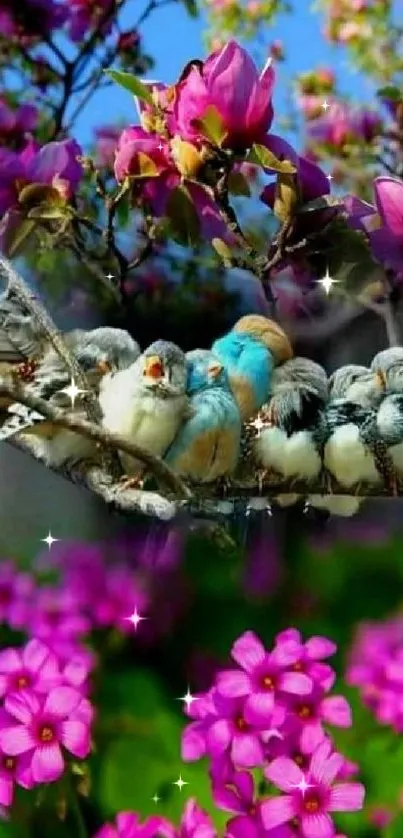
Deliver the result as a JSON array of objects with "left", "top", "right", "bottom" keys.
[{"left": 232, "top": 315, "right": 293, "bottom": 364}]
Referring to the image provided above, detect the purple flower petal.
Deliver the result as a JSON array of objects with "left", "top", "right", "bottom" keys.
[
  {"left": 43, "top": 686, "right": 81, "bottom": 719},
  {"left": 309, "top": 742, "right": 344, "bottom": 787},
  {"left": 216, "top": 670, "right": 251, "bottom": 697},
  {"left": 207, "top": 719, "right": 232, "bottom": 755},
  {"left": 305, "top": 637, "right": 337, "bottom": 661},
  {"left": 265, "top": 757, "right": 303, "bottom": 791},
  {"left": 373, "top": 177, "right": 403, "bottom": 237},
  {"left": 231, "top": 733, "right": 263, "bottom": 767},
  {"left": 5, "top": 690, "right": 39, "bottom": 724},
  {"left": 231, "top": 632, "right": 266, "bottom": 673},
  {"left": 261, "top": 794, "right": 296, "bottom": 830},
  {"left": 31, "top": 743, "right": 64, "bottom": 783},
  {"left": 244, "top": 690, "right": 275, "bottom": 723},
  {"left": 61, "top": 720, "right": 90, "bottom": 758},
  {"left": 320, "top": 696, "right": 352, "bottom": 728},
  {"left": 0, "top": 773, "right": 13, "bottom": 807},
  {"left": 0, "top": 649, "right": 21, "bottom": 673},
  {"left": 301, "top": 813, "right": 334, "bottom": 838},
  {"left": 270, "top": 642, "right": 301, "bottom": 668},
  {"left": 279, "top": 671, "right": 312, "bottom": 695},
  {"left": 328, "top": 783, "right": 365, "bottom": 812},
  {"left": 300, "top": 721, "right": 326, "bottom": 755},
  {"left": 182, "top": 723, "right": 207, "bottom": 761},
  {"left": 0, "top": 725, "right": 35, "bottom": 755}
]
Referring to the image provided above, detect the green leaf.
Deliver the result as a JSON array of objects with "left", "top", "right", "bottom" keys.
[
  {"left": 18, "top": 183, "right": 64, "bottom": 211},
  {"left": 377, "top": 85, "right": 402, "bottom": 102},
  {"left": 192, "top": 105, "right": 227, "bottom": 147},
  {"left": 385, "top": 813, "right": 403, "bottom": 838},
  {"left": 182, "top": 0, "right": 198, "bottom": 16},
  {"left": 106, "top": 70, "right": 154, "bottom": 104},
  {"left": 273, "top": 172, "right": 299, "bottom": 222},
  {"left": 227, "top": 170, "right": 251, "bottom": 197},
  {"left": 27, "top": 204, "right": 69, "bottom": 220},
  {"left": 326, "top": 217, "right": 384, "bottom": 292},
  {"left": 297, "top": 195, "right": 342, "bottom": 213},
  {"left": 246, "top": 144, "right": 297, "bottom": 174},
  {"left": 3, "top": 217, "right": 36, "bottom": 257},
  {"left": 165, "top": 185, "right": 200, "bottom": 246},
  {"left": 212, "top": 237, "right": 233, "bottom": 265}
]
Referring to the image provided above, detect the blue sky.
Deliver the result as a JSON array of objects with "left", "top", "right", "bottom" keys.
[{"left": 72, "top": 0, "right": 377, "bottom": 149}]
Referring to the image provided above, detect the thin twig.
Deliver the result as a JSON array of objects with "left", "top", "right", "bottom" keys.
[{"left": 0, "top": 377, "right": 192, "bottom": 498}]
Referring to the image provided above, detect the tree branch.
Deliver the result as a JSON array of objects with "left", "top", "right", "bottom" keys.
[{"left": 0, "top": 377, "right": 192, "bottom": 499}]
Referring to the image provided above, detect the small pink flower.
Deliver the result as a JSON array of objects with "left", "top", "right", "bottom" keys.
[
  {"left": 0, "top": 686, "right": 92, "bottom": 785},
  {"left": 94, "top": 812, "right": 173, "bottom": 838},
  {"left": 216, "top": 631, "right": 312, "bottom": 724},
  {"left": 262, "top": 740, "right": 365, "bottom": 838},
  {"left": 0, "top": 639, "right": 61, "bottom": 698},
  {"left": 0, "top": 561, "right": 34, "bottom": 630}
]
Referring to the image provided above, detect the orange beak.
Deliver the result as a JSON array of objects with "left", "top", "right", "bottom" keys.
[
  {"left": 144, "top": 355, "right": 164, "bottom": 379},
  {"left": 96, "top": 360, "right": 112, "bottom": 374},
  {"left": 207, "top": 361, "right": 224, "bottom": 379},
  {"left": 374, "top": 369, "right": 387, "bottom": 390}
]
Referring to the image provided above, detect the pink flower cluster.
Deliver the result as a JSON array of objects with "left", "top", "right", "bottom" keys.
[
  {"left": 306, "top": 101, "right": 381, "bottom": 149},
  {"left": 181, "top": 630, "right": 365, "bottom": 838},
  {"left": 0, "top": 637, "right": 93, "bottom": 807},
  {"left": 94, "top": 799, "right": 216, "bottom": 838},
  {"left": 347, "top": 615, "right": 403, "bottom": 731},
  {"left": 113, "top": 40, "right": 276, "bottom": 242}
]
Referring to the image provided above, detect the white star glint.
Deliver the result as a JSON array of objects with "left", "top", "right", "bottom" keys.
[
  {"left": 316, "top": 269, "right": 338, "bottom": 295},
  {"left": 125, "top": 606, "right": 147, "bottom": 631},
  {"left": 322, "top": 99, "right": 330, "bottom": 111},
  {"left": 152, "top": 794, "right": 160, "bottom": 804},
  {"left": 326, "top": 174, "right": 333, "bottom": 182},
  {"left": 41, "top": 531, "right": 59, "bottom": 550},
  {"left": 173, "top": 775, "right": 188, "bottom": 791},
  {"left": 293, "top": 776, "right": 313, "bottom": 796},
  {"left": 106, "top": 273, "right": 115, "bottom": 281},
  {"left": 178, "top": 689, "right": 198, "bottom": 712},
  {"left": 157, "top": 142, "right": 164, "bottom": 151},
  {"left": 60, "top": 378, "right": 87, "bottom": 409},
  {"left": 249, "top": 414, "right": 267, "bottom": 438}
]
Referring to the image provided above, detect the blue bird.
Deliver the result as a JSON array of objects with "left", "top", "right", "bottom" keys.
[
  {"left": 164, "top": 349, "right": 241, "bottom": 482},
  {"left": 212, "top": 315, "right": 293, "bottom": 421}
]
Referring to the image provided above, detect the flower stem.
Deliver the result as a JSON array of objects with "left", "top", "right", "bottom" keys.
[{"left": 68, "top": 776, "right": 87, "bottom": 838}]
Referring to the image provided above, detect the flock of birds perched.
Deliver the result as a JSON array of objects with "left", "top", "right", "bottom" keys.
[{"left": 1, "top": 300, "right": 403, "bottom": 515}]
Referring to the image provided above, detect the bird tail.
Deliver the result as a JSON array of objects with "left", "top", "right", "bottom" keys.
[
  {"left": 0, "top": 403, "right": 44, "bottom": 441},
  {"left": 0, "top": 286, "right": 46, "bottom": 362}
]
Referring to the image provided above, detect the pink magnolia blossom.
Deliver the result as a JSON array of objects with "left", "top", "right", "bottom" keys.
[
  {"left": 369, "top": 177, "right": 403, "bottom": 274},
  {"left": 0, "top": 687, "right": 92, "bottom": 784},
  {"left": 66, "top": 0, "right": 115, "bottom": 40},
  {"left": 262, "top": 740, "right": 365, "bottom": 838},
  {"left": 173, "top": 40, "right": 275, "bottom": 150}
]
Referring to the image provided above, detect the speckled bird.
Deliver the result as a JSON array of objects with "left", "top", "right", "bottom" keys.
[
  {"left": 371, "top": 347, "right": 403, "bottom": 393},
  {"left": 99, "top": 339, "right": 189, "bottom": 477},
  {"left": 211, "top": 315, "right": 293, "bottom": 422},
  {"left": 164, "top": 349, "right": 241, "bottom": 483},
  {"left": 0, "top": 326, "right": 141, "bottom": 467},
  {"left": 376, "top": 392, "right": 403, "bottom": 478},
  {"left": 329, "top": 364, "right": 384, "bottom": 408},
  {"left": 253, "top": 357, "right": 328, "bottom": 482},
  {"left": 323, "top": 365, "right": 397, "bottom": 493}
]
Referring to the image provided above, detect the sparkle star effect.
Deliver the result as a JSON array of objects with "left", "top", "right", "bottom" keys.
[
  {"left": 125, "top": 606, "right": 147, "bottom": 631},
  {"left": 105, "top": 273, "right": 114, "bottom": 281},
  {"left": 60, "top": 377, "right": 87, "bottom": 408},
  {"left": 322, "top": 99, "right": 330, "bottom": 111},
  {"left": 293, "top": 776, "right": 313, "bottom": 796},
  {"left": 178, "top": 689, "right": 198, "bottom": 712},
  {"left": 248, "top": 413, "right": 268, "bottom": 438},
  {"left": 326, "top": 173, "right": 333, "bottom": 183},
  {"left": 152, "top": 794, "right": 160, "bottom": 804},
  {"left": 316, "top": 269, "right": 338, "bottom": 295},
  {"left": 173, "top": 775, "right": 188, "bottom": 791},
  {"left": 157, "top": 142, "right": 164, "bottom": 151},
  {"left": 41, "top": 531, "right": 59, "bottom": 550}
]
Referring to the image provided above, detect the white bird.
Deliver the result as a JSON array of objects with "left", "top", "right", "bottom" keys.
[
  {"left": 253, "top": 357, "right": 328, "bottom": 482},
  {"left": 0, "top": 327, "right": 141, "bottom": 467},
  {"left": 99, "top": 339, "right": 190, "bottom": 478}
]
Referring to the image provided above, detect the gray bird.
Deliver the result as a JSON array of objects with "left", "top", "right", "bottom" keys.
[
  {"left": 323, "top": 365, "right": 397, "bottom": 493},
  {"left": 371, "top": 348, "right": 403, "bottom": 393},
  {"left": 376, "top": 393, "right": 403, "bottom": 477},
  {"left": 99, "top": 339, "right": 190, "bottom": 478},
  {"left": 0, "top": 327, "right": 141, "bottom": 467},
  {"left": 253, "top": 357, "right": 329, "bottom": 482},
  {"left": 329, "top": 364, "right": 384, "bottom": 408}
]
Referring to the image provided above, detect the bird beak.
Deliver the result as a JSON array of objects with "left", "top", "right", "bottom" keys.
[
  {"left": 144, "top": 355, "right": 164, "bottom": 379},
  {"left": 96, "top": 360, "right": 112, "bottom": 374},
  {"left": 374, "top": 370, "right": 387, "bottom": 390},
  {"left": 207, "top": 361, "right": 223, "bottom": 379}
]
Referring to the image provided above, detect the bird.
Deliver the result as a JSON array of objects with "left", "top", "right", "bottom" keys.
[
  {"left": 0, "top": 327, "right": 141, "bottom": 467},
  {"left": 329, "top": 364, "right": 384, "bottom": 408},
  {"left": 323, "top": 365, "right": 397, "bottom": 494},
  {"left": 99, "top": 339, "right": 190, "bottom": 478},
  {"left": 371, "top": 347, "right": 403, "bottom": 393},
  {"left": 376, "top": 392, "right": 403, "bottom": 478},
  {"left": 252, "top": 357, "right": 329, "bottom": 483},
  {"left": 211, "top": 315, "right": 293, "bottom": 422},
  {"left": 164, "top": 349, "right": 241, "bottom": 483}
]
